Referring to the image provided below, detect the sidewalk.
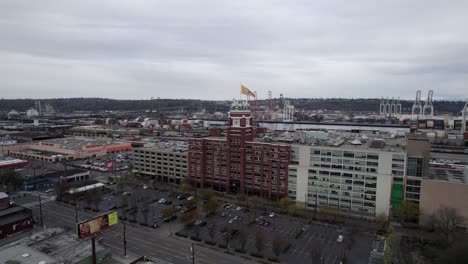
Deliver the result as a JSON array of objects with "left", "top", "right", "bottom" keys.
[{"left": 110, "top": 253, "right": 173, "bottom": 264}]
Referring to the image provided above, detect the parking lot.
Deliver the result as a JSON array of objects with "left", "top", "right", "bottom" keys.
[
  {"left": 177, "top": 202, "right": 373, "bottom": 264},
  {"left": 56, "top": 183, "right": 373, "bottom": 264},
  {"left": 65, "top": 151, "right": 133, "bottom": 173},
  {"left": 67, "top": 186, "right": 188, "bottom": 231}
]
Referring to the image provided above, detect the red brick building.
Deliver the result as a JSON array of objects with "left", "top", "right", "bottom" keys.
[
  {"left": 188, "top": 101, "right": 290, "bottom": 199},
  {"left": 0, "top": 193, "right": 33, "bottom": 240}
]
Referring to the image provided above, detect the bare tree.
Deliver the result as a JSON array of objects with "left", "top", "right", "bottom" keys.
[
  {"left": 238, "top": 225, "right": 248, "bottom": 252},
  {"left": 193, "top": 225, "right": 200, "bottom": 239},
  {"left": 84, "top": 191, "right": 93, "bottom": 209},
  {"left": 140, "top": 204, "right": 149, "bottom": 225},
  {"left": 255, "top": 231, "right": 265, "bottom": 255},
  {"left": 121, "top": 197, "right": 129, "bottom": 220},
  {"left": 272, "top": 233, "right": 285, "bottom": 260},
  {"left": 93, "top": 196, "right": 101, "bottom": 212},
  {"left": 203, "top": 199, "right": 219, "bottom": 216},
  {"left": 310, "top": 239, "right": 322, "bottom": 264},
  {"left": 208, "top": 223, "right": 216, "bottom": 242},
  {"left": 223, "top": 225, "right": 232, "bottom": 253},
  {"left": 433, "top": 206, "right": 465, "bottom": 242}
]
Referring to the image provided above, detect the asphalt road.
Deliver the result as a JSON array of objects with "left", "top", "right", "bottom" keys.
[{"left": 16, "top": 192, "right": 257, "bottom": 264}]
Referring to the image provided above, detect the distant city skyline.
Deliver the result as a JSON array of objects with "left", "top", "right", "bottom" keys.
[{"left": 1, "top": 1, "right": 468, "bottom": 100}]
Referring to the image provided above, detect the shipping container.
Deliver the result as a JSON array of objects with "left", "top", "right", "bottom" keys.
[
  {"left": 454, "top": 120, "right": 462, "bottom": 130},
  {"left": 434, "top": 119, "right": 445, "bottom": 129},
  {"left": 436, "top": 131, "right": 446, "bottom": 138},
  {"left": 418, "top": 120, "right": 427, "bottom": 129},
  {"left": 426, "top": 120, "right": 434, "bottom": 128}
]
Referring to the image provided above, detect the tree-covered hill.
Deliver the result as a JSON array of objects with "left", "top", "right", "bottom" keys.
[{"left": 0, "top": 97, "right": 465, "bottom": 116}]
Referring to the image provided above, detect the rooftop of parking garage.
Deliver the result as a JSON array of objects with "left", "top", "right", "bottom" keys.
[
  {"left": 261, "top": 130, "right": 407, "bottom": 152},
  {"left": 134, "top": 141, "right": 188, "bottom": 153},
  {"left": 28, "top": 137, "right": 131, "bottom": 150},
  {"left": 427, "top": 164, "right": 468, "bottom": 184}
]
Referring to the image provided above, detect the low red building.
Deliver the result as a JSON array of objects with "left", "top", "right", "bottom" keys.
[{"left": 0, "top": 193, "right": 33, "bottom": 239}]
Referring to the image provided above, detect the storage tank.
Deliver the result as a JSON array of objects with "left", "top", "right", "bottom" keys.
[
  {"left": 7, "top": 110, "right": 20, "bottom": 119},
  {"left": 26, "top": 108, "right": 39, "bottom": 118}
]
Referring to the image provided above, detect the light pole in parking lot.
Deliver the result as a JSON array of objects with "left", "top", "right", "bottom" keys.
[{"left": 169, "top": 217, "right": 172, "bottom": 236}]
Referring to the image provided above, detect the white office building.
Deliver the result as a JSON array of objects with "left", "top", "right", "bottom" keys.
[{"left": 287, "top": 132, "right": 407, "bottom": 219}]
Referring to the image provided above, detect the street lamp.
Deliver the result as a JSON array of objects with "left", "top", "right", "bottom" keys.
[{"left": 123, "top": 221, "right": 127, "bottom": 257}]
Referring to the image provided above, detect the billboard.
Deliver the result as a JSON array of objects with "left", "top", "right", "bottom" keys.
[{"left": 77, "top": 211, "right": 118, "bottom": 239}]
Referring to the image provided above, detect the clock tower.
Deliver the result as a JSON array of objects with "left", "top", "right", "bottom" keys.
[{"left": 226, "top": 100, "right": 254, "bottom": 194}]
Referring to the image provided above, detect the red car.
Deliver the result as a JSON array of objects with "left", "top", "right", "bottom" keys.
[{"left": 262, "top": 221, "right": 270, "bottom": 227}]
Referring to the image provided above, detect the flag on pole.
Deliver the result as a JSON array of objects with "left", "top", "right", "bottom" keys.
[{"left": 240, "top": 85, "right": 256, "bottom": 98}]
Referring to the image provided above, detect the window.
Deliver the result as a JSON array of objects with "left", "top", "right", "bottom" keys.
[{"left": 407, "top": 158, "right": 423, "bottom": 177}]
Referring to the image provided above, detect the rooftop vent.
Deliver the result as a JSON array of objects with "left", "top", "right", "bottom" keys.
[{"left": 370, "top": 139, "right": 385, "bottom": 148}]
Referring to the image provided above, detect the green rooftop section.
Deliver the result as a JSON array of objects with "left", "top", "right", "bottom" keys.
[{"left": 391, "top": 183, "right": 403, "bottom": 210}]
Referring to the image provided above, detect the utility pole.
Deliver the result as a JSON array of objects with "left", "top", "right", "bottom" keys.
[
  {"left": 191, "top": 243, "right": 195, "bottom": 264},
  {"left": 113, "top": 157, "right": 117, "bottom": 185},
  {"left": 38, "top": 194, "right": 43, "bottom": 227},
  {"left": 75, "top": 203, "right": 78, "bottom": 223},
  {"left": 123, "top": 221, "right": 127, "bottom": 257},
  {"left": 91, "top": 236, "right": 97, "bottom": 264}
]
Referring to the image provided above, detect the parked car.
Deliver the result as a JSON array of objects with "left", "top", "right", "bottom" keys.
[
  {"left": 243, "top": 208, "right": 250, "bottom": 213},
  {"left": 269, "top": 212, "right": 275, "bottom": 218},
  {"left": 262, "top": 221, "right": 271, "bottom": 227},
  {"left": 174, "top": 205, "right": 182, "bottom": 211},
  {"left": 187, "top": 196, "right": 195, "bottom": 201},
  {"left": 236, "top": 206, "right": 242, "bottom": 211},
  {"left": 194, "top": 220, "right": 207, "bottom": 227},
  {"left": 337, "top": 235, "right": 344, "bottom": 243},
  {"left": 181, "top": 206, "right": 197, "bottom": 213},
  {"left": 163, "top": 215, "right": 177, "bottom": 222},
  {"left": 223, "top": 204, "right": 232, "bottom": 209},
  {"left": 220, "top": 212, "right": 227, "bottom": 217},
  {"left": 230, "top": 229, "right": 239, "bottom": 237},
  {"left": 158, "top": 198, "right": 166, "bottom": 204},
  {"left": 163, "top": 200, "right": 173, "bottom": 205},
  {"left": 228, "top": 218, "right": 235, "bottom": 224}
]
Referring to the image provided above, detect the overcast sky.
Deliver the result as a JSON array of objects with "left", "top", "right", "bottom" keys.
[{"left": 1, "top": 1, "right": 467, "bottom": 100}]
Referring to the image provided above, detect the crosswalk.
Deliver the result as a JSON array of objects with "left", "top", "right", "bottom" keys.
[{"left": 19, "top": 196, "right": 55, "bottom": 209}]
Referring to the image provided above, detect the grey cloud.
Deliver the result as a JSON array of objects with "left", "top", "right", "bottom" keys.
[{"left": 1, "top": 0, "right": 468, "bottom": 100}]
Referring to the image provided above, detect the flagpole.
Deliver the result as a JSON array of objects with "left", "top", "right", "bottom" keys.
[{"left": 240, "top": 83, "right": 242, "bottom": 100}]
